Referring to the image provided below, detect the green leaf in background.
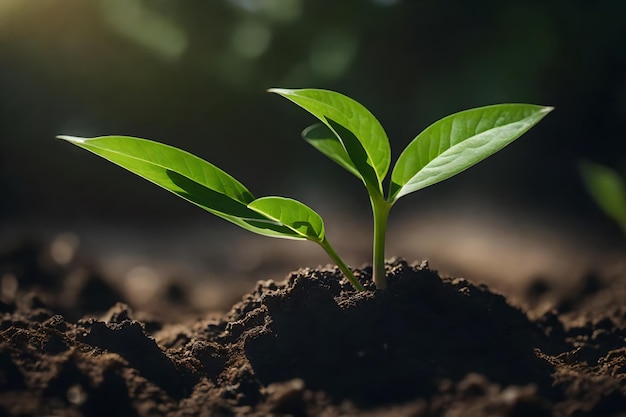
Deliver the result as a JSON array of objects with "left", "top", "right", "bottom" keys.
[
  {"left": 248, "top": 196, "right": 326, "bottom": 242},
  {"left": 302, "top": 123, "right": 360, "bottom": 178},
  {"left": 57, "top": 135, "right": 303, "bottom": 239},
  {"left": 269, "top": 88, "right": 391, "bottom": 195},
  {"left": 580, "top": 161, "right": 626, "bottom": 234},
  {"left": 389, "top": 104, "right": 553, "bottom": 201}
]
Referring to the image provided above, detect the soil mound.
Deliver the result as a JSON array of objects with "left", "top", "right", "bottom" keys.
[{"left": 238, "top": 260, "right": 557, "bottom": 405}]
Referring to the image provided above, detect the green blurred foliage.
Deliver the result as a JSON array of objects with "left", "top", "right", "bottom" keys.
[{"left": 580, "top": 161, "right": 626, "bottom": 235}]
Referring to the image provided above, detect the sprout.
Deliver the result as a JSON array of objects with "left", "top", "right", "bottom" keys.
[{"left": 59, "top": 88, "right": 552, "bottom": 290}]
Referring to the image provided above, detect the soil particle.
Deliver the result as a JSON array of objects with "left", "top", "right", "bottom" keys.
[{"left": 1, "top": 244, "right": 625, "bottom": 416}]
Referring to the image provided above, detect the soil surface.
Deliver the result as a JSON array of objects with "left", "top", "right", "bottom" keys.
[{"left": 1, "top": 239, "right": 625, "bottom": 416}]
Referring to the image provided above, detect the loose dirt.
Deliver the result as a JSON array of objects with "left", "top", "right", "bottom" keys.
[{"left": 0, "top": 240, "right": 625, "bottom": 416}]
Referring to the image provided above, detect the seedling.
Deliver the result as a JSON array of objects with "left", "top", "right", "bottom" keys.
[{"left": 59, "top": 88, "right": 552, "bottom": 290}]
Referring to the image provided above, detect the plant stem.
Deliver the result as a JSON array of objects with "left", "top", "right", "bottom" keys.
[
  {"left": 370, "top": 195, "right": 392, "bottom": 289},
  {"left": 319, "top": 238, "right": 365, "bottom": 291}
]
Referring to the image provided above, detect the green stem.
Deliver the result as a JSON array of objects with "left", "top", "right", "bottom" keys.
[
  {"left": 370, "top": 195, "right": 392, "bottom": 289},
  {"left": 319, "top": 238, "right": 365, "bottom": 291}
]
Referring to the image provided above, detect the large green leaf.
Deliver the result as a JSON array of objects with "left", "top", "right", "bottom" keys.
[
  {"left": 270, "top": 88, "right": 390, "bottom": 195},
  {"left": 389, "top": 104, "right": 553, "bottom": 201},
  {"left": 580, "top": 161, "right": 626, "bottom": 233},
  {"left": 302, "top": 124, "right": 360, "bottom": 178},
  {"left": 248, "top": 196, "right": 325, "bottom": 242},
  {"left": 57, "top": 135, "right": 304, "bottom": 239}
]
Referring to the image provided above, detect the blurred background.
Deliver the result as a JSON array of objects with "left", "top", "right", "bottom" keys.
[{"left": 1, "top": 0, "right": 626, "bottom": 314}]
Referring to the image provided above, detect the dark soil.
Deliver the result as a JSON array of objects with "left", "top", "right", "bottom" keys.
[{"left": 1, "top": 239, "right": 625, "bottom": 416}]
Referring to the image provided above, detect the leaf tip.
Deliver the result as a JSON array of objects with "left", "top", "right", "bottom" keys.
[
  {"left": 267, "top": 88, "right": 292, "bottom": 96},
  {"left": 56, "top": 135, "right": 87, "bottom": 143},
  {"left": 541, "top": 106, "right": 555, "bottom": 114}
]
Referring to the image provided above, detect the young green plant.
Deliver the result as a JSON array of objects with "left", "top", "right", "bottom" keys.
[
  {"left": 58, "top": 88, "right": 552, "bottom": 291},
  {"left": 269, "top": 89, "right": 552, "bottom": 289}
]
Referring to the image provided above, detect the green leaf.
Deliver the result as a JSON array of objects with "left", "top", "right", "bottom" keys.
[
  {"left": 390, "top": 104, "right": 553, "bottom": 201},
  {"left": 269, "top": 88, "right": 390, "bottom": 195},
  {"left": 580, "top": 161, "right": 626, "bottom": 233},
  {"left": 302, "top": 124, "right": 360, "bottom": 178},
  {"left": 248, "top": 196, "right": 325, "bottom": 242},
  {"left": 57, "top": 135, "right": 304, "bottom": 239}
]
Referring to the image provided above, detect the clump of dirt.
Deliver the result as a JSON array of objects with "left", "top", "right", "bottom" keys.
[
  {"left": 0, "top": 241, "right": 625, "bottom": 416},
  {"left": 238, "top": 262, "right": 557, "bottom": 405}
]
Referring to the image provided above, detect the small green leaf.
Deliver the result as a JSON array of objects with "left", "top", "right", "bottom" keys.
[
  {"left": 390, "top": 104, "right": 553, "bottom": 201},
  {"left": 302, "top": 124, "right": 360, "bottom": 178},
  {"left": 270, "top": 88, "right": 390, "bottom": 195},
  {"left": 248, "top": 196, "right": 325, "bottom": 242},
  {"left": 580, "top": 161, "right": 626, "bottom": 233},
  {"left": 57, "top": 135, "right": 303, "bottom": 239}
]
